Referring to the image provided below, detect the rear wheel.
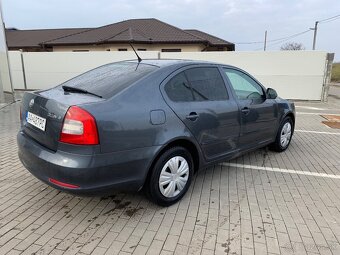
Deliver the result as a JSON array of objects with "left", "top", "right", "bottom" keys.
[
  {"left": 270, "top": 116, "right": 293, "bottom": 152},
  {"left": 146, "top": 147, "right": 193, "bottom": 206}
]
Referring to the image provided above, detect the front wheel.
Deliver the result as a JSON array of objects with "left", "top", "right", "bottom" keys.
[
  {"left": 269, "top": 117, "right": 294, "bottom": 152},
  {"left": 146, "top": 147, "right": 194, "bottom": 206}
]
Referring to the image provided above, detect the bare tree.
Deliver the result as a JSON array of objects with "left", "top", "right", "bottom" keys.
[{"left": 280, "top": 42, "right": 305, "bottom": 51}]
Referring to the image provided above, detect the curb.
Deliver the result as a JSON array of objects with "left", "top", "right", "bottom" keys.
[{"left": 0, "top": 100, "right": 20, "bottom": 111}]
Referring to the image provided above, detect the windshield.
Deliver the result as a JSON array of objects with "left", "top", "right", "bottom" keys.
[{"left": 59, "top": 62, "right": 158, "bottom": 99}]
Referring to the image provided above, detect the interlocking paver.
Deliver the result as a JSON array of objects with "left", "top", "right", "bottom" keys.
[{"left": 1, "top": 95, "right": 340, "bottom": 254}]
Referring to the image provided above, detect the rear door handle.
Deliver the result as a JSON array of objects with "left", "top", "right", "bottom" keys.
[
  {"left": 241, "top": 107, "right": 250, "bottom": 115},
  {"left": 186, "top": 112, "right": 199, "bottom": 121}
]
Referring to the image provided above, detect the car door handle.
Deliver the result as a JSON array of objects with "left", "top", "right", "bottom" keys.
[
  {"left": 241, "top": 107, "right": 250, "bottom": 115},
  {"left": 186, "top": 112, "right": 199, "bottom": 121}
]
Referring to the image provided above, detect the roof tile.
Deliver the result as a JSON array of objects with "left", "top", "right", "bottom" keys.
[{"left": 6, "top": 18, "right": 234, "bottom": 49}]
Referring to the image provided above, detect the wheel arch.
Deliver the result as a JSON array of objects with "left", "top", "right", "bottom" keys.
[
  {"left": 142, "top": 138, "right": 201, "bottom": 188},
  {"left": 283, "top": 111, "right": 295, "bottom": 129}
]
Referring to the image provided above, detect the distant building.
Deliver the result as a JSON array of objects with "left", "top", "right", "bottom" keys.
[{"left": 6, "top": 18, "right": 234, "bottom": 52}]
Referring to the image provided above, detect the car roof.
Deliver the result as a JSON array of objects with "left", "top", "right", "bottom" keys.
[{"left": 125, "top": 59, "right": 225, "bottom": 68}]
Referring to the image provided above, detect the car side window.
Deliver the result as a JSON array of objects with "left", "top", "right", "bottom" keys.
[
  {"left": 223, "top": 68, "right": 264, "bottom": 100},
  {"left": 185, "top": 67, "right": 228, "bottom": 101},
  {"left": 164, "top": 72, "right": 194, "bottom": 102}
]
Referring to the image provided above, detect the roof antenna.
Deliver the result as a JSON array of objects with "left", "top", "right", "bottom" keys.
[{"left": 129, "top": 43, "right": 142, "bottom": 63}]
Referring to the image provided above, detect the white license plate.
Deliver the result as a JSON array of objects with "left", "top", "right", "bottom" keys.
[{"left": 26, "top": 112, "right": 46, "bottom": 131}]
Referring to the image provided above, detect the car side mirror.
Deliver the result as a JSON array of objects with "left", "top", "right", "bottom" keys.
[{"left": 266, "top": 88, "right": 277, "bottom": 99}]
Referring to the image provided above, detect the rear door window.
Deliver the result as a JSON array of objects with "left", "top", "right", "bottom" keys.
[
  {"left": 185, "top": 67, "right": 228, "bottom": 101},
  {"left": 164, "top": 72, "right": 194, "bottom": 102},
  {"left": 59, "top": 62, "right": 158, "bottom": 99}
]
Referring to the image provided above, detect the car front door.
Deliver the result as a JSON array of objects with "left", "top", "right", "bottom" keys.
[
  {"left": 222, "top": 68, "right": 279, "bottom": 151},
  {"left": 161, "top": 66, "right": 240, "bottom": 161}
]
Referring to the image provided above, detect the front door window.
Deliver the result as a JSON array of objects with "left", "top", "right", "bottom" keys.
[{"left": 223, "top": 69, "right": 264, "bottom": 101}]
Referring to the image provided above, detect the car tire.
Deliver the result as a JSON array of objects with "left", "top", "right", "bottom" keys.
[
  {"left": 269, "top": 116, "right": 294, "bottom": 152},
  {"left": 146, "top": 146, "right": 194, "bottom": 206}
]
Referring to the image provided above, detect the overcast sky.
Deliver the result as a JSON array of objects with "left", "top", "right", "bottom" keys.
[{"left": 2, "top": 0, "right": 340, "bottom": 60}]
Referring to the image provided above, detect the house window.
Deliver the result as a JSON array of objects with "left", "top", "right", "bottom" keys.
[
  {"left": 72, "top": 50, "right": 89, "bottom": 52},
  {"left": 161, "top": 49, "right": 182, "bottom": 52},
  {"left": 137, "top": 49, "right": 147, "bottom": 51},
  {"left": 118, "top": 48, "right": 128, "bottom": 51}
]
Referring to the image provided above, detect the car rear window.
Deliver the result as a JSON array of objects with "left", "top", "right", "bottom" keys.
[{"left": 59, "top": 62, "right": 158, "bottom": 99}]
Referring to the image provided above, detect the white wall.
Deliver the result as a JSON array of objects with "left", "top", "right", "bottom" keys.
[
  {"left": 0, "top": 2, "right": 11, "bottom": 101},
  {"left": 8, "top": 51, "right": 25, "bottom": 90},
  {"left": 13, "top": 51, "right": 159, "bottom": 90},
  {"left": 161, "top": 51, "right": 328, "bottom": 100},
  {"left": 7, "top": 50, "right": 329, "bottom": 100}
]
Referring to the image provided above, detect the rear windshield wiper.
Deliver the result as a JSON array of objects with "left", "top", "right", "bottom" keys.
[{"left": 62, "top": 85, "right": 102, "bottom": 98}]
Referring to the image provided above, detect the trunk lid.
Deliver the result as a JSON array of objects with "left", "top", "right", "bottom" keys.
[{"left": 21, "top": 87, "right": 104, "bottom": 151}]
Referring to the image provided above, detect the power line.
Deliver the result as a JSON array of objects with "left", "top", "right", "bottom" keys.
[
  {"left": 313, "top": 13, "right": 340, "bottom": 49},
  {"left": 318, "top": 14, "right": 340, "bottom": 23},
  {"left": 234, "top": 40, "right": 263, "bottom": 45},
  {"left": 235, "top": 13, "right": 340, "bottom": 46},
  {"left": 268, "top": 30, "right": 311, "bottom": 46},
  {"left": 319, "top": 15, "right": 340, "bottom": 24},
  {"left": 271, "top": 30, "right": 311, "bottom": 43},
  {"left": 252, "top": 29, "right": 312, "bottom": 50},
  {"left": 235, "top": 29, "right": 311, "bottom": 45},
  {"left": 267, "top": 33, "right": 309, "bottom": 48}
]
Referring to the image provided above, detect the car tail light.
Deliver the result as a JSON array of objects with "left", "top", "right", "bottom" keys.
[
  {"left": 19, "top": 106, "right": 22, "bottom": 121},
  {"left": 59, "top": 106, "right": 99, "bottom": 145}
]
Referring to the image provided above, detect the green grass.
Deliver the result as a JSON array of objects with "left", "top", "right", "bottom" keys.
[{"left": 332, "top": 62, "right": 340, "bottom": 82}]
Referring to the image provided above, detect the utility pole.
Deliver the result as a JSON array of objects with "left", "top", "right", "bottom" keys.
[
  {"left": 312, "top": 21, "right": 318, "bottom": 50},
  {"left": 264, "top": 30, "right": 267, "bottom": 51}
]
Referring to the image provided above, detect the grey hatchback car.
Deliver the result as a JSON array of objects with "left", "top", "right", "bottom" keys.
[{"left": 18, "top": 59, "right": 295, "bottom": 206}]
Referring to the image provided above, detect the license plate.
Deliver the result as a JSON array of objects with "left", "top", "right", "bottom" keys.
[{"left": 26, "top": 112, "right": 46, "bottom": 131}]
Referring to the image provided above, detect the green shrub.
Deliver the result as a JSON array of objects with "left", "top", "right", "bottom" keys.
[{"left": 331, "top": 63, "right": 340, "bottom": 82}]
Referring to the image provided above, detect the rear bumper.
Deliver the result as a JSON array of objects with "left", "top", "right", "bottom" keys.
[{"left": 17, "top": 131, "right": 160, "bottom": 195}]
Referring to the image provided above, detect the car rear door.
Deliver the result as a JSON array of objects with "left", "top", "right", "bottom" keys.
[
  {"left": 222, "top": 67, "right": 279, "bottom": 151},
  {"left": 161, "top": 65, "right": 240, "bottom": 161}
]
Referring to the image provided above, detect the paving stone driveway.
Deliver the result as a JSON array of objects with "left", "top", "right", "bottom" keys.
[{"left": 1, "top": 96, "right": 340, "bottom": 255}]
